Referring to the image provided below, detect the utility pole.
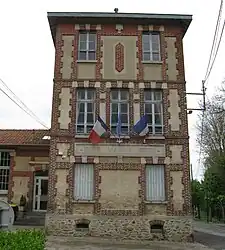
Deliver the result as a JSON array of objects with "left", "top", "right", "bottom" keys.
[
  {"left": 186, "top": 80, "right": 206, "bottom": 112},
  {"left": 190, "top": 164, "right": 193, "bottom": 182}
]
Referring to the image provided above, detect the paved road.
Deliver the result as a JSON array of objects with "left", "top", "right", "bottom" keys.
[{"left": 194, "top": 231, "right": 225, "bottom": 250}]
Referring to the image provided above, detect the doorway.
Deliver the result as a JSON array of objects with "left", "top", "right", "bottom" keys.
[{"left": 33, "top": 176, "right": 48, "bottom": 212}]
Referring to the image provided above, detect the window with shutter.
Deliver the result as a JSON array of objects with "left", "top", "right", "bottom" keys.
[
  {"left": 74, "top": 164, "right": 94, "bottom": 200},
  {"left": 146, "top": 165, "right": 165, "bottom": 202}
]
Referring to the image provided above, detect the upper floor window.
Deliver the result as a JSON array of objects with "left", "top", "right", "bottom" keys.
[
  {"left": 0, "top": 152, "right": 10, "bottom": 192},
  {"left": 142, "top": 32, "right": 161, "bottom": 61},
  {"left": 110, "top": 89, "right": 129, "bottom": 135},
  {"left": 144, "top": 90, "right": 163, "bottom": 134},
  {"left": 76, "top": 89, "right": 95, "bottom": 134},
  {"left": 78, "top": 32, "right": 96, "bottom": 60}
]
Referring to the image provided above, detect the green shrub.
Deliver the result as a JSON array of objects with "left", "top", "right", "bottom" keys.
[{"left": 0, "top": 229, "right": 45, "bottom": 250}]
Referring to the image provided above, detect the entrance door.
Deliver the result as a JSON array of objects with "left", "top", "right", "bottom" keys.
[{"left": 33, "top": 176, "right": 48, "bottom": 212}]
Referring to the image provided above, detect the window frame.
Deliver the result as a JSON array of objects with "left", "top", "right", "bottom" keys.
[
  {"left": 76, "top": 88, "right": 96, "bottom": 135},
  {"left": 144, "top": 89, "right": 163, "bottom": 135},
  {"left": 78, "top": 32, "right": 97, "bottom": 61},
  {"left": 110, "top": 89, "right": 130, "bottom": 136},
  {"left": 0, "top": 151, "right": 10, "bottom": 193},
  {"left": 73, "top": 164, "right": 94, "bottom": 201},
  {"left": 142, "top": 32, "right": 161, "bottom": 62},
  {"left": 145, "top": 165, "right": 166, "bottom": 202}
]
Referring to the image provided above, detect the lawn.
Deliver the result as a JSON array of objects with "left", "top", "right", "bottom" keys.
[{"left": 0, "top": 229, "right": 45, "bottom": 250}]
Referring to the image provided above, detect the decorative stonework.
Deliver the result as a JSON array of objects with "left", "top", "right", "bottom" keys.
[
  {"left": 60, "top": 36, "right": 74, "bottom": 79},
  {"left": 115, "top": 43, "right": 124, "bottom": 72},
  {"left": 47, "top": 22, "right": 192, "bottom": 241}
]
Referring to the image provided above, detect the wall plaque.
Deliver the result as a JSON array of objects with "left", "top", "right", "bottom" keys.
[{"left": 74, "top": 143, "right": 165, "bottom": 157}]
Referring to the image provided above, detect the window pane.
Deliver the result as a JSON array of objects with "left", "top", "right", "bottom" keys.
[
  {"left": 89, "top": 33, "right": 96, "bottom": 42},
  {"left": 111, "top": 90, "right": 118, "bottom": 100},
  {"left": 86, "top": 125, "right": 93, "bottom": 133},
  {"left": 154, "top": 103, "right": 162, "bottom": 114},
  {"left": 87, "top": 90, "right": 95, "bottom": 100},
  {"left": 112, "top": 103, "right": 118, "bottom": 113},
  {"left": 152, "top": 42, "right": 159, "bottom": 51},
  {"left": 120, "top": 91, "right": 128, "bottom": 100},
  {"left": 155, "top": 127, "right": 163, "bottom": 134},
  {"left": 143, "top": 52, "right": 151, "bottom": 61},
  {"left": 78, "top": 103, "right": 85, "bottom": 112},
  {"left": 147, "top": 114, "right": 152, "bottom": 124},
  {"left": 87, "top": 103, "right": 93, "bottom": 112},
  {"left": 111, "top": 114, "right": 118, "bottom": 123},
  {"left": 155, "top": 114, "right": 162, "bottom": 125},
  {"left": 152, "top": 34, "right": 159, "bottom": 44},
  {"left": 79, "top": 51, "right": 87, "bottom": 60},
  {"left": 0, "top": 152, "right": 10, "bottom": 166},
  {"left": 120, "top": 103, "right": 127, "bottom": 113},
  {"left": 154, "top": 91, "right": 162, "bottom": 101},
  {"left": 144, "top": 91, "right": 152, "bottom": 101},
  {"left": 152, "top": 52, "right": 160, "bottom": 61},
  {"left": 88, "top": 51, "right": 95, "bottom": 60},
  {"left": 79, "top": 41, "right": 87, "bottom": 50},
  {"left": 89, "top": 41, "right": 95, "bottom": 50},
  {"left": 145, "top": 104, "right": 152, "bottom": 114},
  {"left": 79, "top": 33, "right": 87, "bottom": 42},
  {"left": 143, "top": 42, "right": 150, "bottom": 51},
  {"left": 87, "top": 113, "right": 94, "bottom": 123},
  {"left": 77, "top": 90, "right": 85, "bottom": 100},
  {"left": 77, "top": 113, "right": 84, "bottom": 123},
  {"left": 76, "top": 125, "right": 84, "bottom": 134},
  {"left": 121, "top": 114, "right": 128, "bottom": 123},
  {"left": 142, "top": 34, "right": 150, "bottom": 44},
  {"left": 121, "top": 126, "right": 128, "bottom": 134}
]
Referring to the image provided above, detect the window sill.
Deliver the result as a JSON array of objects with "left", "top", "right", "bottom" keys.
[
  {"left": 145, "top": 135, "right": 165, "bottom": 140},
  {"left": 76, "top": 60, "right": 97, "bottom": 63},
  {"left": 0, "top": 190, "right": 8, "bottom": 195},
  {"left": 141, "top": 60, "right": 162, "bottom": 64},
  {"left": 75, "top": 134, "right": 89, "bottom": 138},
  {"left": 72, "top": 200, "right": 96, "bottom": 204},
  {"left": 110, "top": 136, "right": 130, "bottom": 139},
  {"left": 144, "top": 201, "right": 167, "bottom": 204}
]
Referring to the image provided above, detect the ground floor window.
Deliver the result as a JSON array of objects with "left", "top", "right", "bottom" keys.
[
  {"left": 0, "top": 152, "right": 10, "bottom": 192},
  {"left": 146, "top": 165, "right": 165, "bottom": 202},
  {"left": 74, "top": 164, "right": 94, "bottom": 200}
]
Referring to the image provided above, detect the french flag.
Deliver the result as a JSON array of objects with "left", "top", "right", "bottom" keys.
[
  {"left": 133, "top": 114, "right": 149, "bottom": 136},
  {"left": 89, "top": 116, "right": 109, "bottom": 144}
]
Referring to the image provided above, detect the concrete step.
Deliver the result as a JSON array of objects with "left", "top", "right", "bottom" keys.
[{"left": 14, "top": 212, "right": 46, "bottom": 226}]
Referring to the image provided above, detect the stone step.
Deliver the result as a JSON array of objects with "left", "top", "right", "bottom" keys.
[{"left": 14, "top": 218, "right": 45, "bottom": 226}]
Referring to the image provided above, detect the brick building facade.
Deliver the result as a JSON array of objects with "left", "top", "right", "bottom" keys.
[{"left": 46, "top": 11, "right": 193, "bottom": 241}]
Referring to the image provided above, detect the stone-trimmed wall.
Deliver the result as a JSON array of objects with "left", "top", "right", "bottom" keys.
[{"left": 47, "top": 20, "right": 191, "bottom": 241}]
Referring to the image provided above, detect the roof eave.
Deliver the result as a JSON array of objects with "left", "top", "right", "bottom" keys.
[{"left": 47, "top": 12, "right": 192, "bottom": 44}]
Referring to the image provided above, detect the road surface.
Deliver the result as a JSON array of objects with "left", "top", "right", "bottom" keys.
[{"left": 194, "top": 231, "right": 225, "bottom": 250}]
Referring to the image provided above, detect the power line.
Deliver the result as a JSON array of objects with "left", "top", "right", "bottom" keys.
[
  {"left": 0, "top": 80, "right": 49, "bottom": 129},
  {"left": 205, "top": 20, "right": 225, "bottom": 83},
  {"left": 204, "top": 0, "right": 223, "bottom": 80}
]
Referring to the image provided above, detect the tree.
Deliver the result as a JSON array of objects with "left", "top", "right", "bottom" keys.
[{"left": 196, "top": 81, "right": 225, "bottom": 222}]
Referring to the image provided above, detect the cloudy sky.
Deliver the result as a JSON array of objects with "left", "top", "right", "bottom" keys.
[{"left": 0, "top": 0, "right": 224, "bottom": 179}]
